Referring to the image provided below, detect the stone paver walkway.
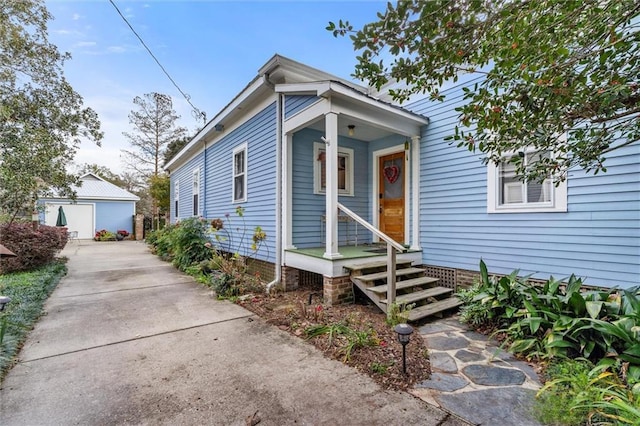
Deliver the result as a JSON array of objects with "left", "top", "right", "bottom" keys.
[{"left": 410, "top": 316, "right": 544, "bottom": 426}]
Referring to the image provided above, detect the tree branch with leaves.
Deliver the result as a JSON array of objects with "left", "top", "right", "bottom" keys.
[
  {"left": 329, "top": 0, "right": 640, "bottom": 182},
  {"left": 0, "top": 0, "right": 102, "bottom": 222}
]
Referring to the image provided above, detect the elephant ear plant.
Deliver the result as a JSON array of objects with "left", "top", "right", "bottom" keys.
[{"left": 458, "top": 260, "right": 640, "bottom": 424}]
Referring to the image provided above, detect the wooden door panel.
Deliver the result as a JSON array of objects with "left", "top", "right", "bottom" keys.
[{"left": 379, "top": 152, "right": 405, "bottom": 244}]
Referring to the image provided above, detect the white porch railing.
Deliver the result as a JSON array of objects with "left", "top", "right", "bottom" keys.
[{"left": 337, "top": 202, "right": 406, "bottom": 310}]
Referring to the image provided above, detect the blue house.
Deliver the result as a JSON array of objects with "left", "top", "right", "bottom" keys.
[
  {"left": 40, "top": 173, "right": 139, "bottom": 239},
  {"left": 165, "top": 55, "right": 639, "bottom": 321}
]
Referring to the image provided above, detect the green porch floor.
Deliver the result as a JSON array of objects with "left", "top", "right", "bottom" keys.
[{"left": 286, "top": 245, "right": 416, "bottom": 260}]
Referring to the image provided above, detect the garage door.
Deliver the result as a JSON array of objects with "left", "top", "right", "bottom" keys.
[{"left": 44, "top": 203, "right": 95, "bottom": 239}]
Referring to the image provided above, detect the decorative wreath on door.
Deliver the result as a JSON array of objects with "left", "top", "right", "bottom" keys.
[{"left": 383, "top": 165, "right": 399, "bottom": 183}]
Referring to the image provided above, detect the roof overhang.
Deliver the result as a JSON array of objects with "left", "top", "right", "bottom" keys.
[{"left": 276, "top": 81, "right": 429, "bottom": 138}]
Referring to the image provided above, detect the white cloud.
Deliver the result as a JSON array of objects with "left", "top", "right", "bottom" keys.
[
  {"left": 72, "top": 13, "right": 82, "bottom": 21},
  {"left": 107, "top": 46, "right": 127, "bottom": 53},
  {"left": 74, "top": 41, "right": 97, "bottom": 48}
]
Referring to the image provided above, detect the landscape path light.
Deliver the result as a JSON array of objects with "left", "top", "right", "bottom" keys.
[
  {"left": 0, "top": 296, "right": 11, "bottom": 312},
  {"left": 394, "top": 323, "right": 414, "bottom": 374}
]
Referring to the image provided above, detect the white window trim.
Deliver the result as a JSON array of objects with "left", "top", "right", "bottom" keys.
[
  {"left": 192, "top": 168, "right": 200, "bottom": 217},
  {"left": 487, "top": 150, "right": 567, "bottom": 213},
  {"left": 174, "top": 181, "right": 180, "bottom": 219},
  {"left": 313, "top": 142, "right": 354, "bottom": 196},
  {"left": 232, "top": 143, "right": 248, "bottom": 203}
]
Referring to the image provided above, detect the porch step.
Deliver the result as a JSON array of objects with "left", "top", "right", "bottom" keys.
[
  {"left": 407, "top": 297, "right": 463, "bottom": 322},
  {"left": 353, "top": 267, "right": 427, "bottom": 282},
  {"left": 343, "top": 259, "right": 413, "bottom": 272},
  {"left": 348, "top": 256, "right": 461, "bottom": 322},
  {"left": 367, "top": 276, "right": 440, "bottom": 294},
  {"left": 380, "top": 286, "right": 454, "bottom": 305}
]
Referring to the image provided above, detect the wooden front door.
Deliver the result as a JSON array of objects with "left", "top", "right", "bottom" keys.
[{"left": 379, "top": 152, "right": 405, "bottom": 244}]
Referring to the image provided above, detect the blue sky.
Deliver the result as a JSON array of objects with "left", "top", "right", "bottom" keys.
[{"left": 46, "top": 0, "right": 389, "bottom": 174}]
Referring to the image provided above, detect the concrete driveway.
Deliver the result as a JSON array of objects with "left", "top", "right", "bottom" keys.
[{"left": 0, "top": 241, "right": 465, "bottom": 425}]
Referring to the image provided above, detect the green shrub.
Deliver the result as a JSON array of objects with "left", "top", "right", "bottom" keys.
[
  {"left": 385, "top": 301, "right": 415, "bottom": 326},
  {"left": 169, "top": 217, "right": 211, "bottom": 271},
  {"left": 536, "top": 359, "right": 639, "bottom": 425},
  {"left": 0, "top": 222, "right": 67, "bottom": 274}
]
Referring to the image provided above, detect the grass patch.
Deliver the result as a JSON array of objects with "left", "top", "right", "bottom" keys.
[{"left": 0, "top": 260, "right": 67, "bottom": 379}]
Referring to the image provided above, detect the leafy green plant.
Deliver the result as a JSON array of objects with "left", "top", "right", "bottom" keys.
[
  {"left": 304, "top": 322, "right": 379, "bottom": 362},
  {"left": 385, "top": 301, "right": 415, "bottom": 326},
  {"left": 169, "top": 217, "right": 211, "bottom": 271},
  {"left": 305, "top": 322, "right": 351, "bottom": 347},
  {"left": 536, "top": 359, "right": 639, "bottom": 425},
  {"left": 535, "top": 359, "right": 603, "bottom": 425},
  {"left": 342, "top": 328, "right": 379, "bottom": 362},
  {"left": 370, "top": 361, "right": 394, "bottom": 374}
]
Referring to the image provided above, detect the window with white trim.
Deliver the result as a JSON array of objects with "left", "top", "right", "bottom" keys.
[
  {"left": 232, "top": 143, "right": 247, "bottom": 203},
  {"left": 313, "top": 142, "right": 354, "bottom": 196},
  {"left": 487, "top": 150, "right": 567, "bottom": 213},
  {"left": 174, "top": 181, "right": 179, "bottom": 218},
  {"left": 192, "top": 168, "right": 200, "bottom": 216}
]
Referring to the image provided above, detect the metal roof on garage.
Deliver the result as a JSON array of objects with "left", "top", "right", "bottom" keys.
[{"left": 74, "top": 173, "right": 140, "bottom": 201}]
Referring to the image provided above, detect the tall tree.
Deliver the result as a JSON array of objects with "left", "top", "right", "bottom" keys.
[
  {"left": 122, "top": 92, "right": 185, "bottom": 228},
  {"left": 329, "top": 0, "right": 640, "bottom": 181},
  {"left": 0, "top": 0, "right": 102, "bottom": 222},
  {"left": 121, "top": 92, "right": 186, "bottom": 178},
  {"left": 148, "top": 174, "right": 170, "bottom": 215}
]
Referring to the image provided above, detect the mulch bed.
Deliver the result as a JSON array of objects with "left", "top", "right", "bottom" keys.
[{"left": 237, "top": 284, "right": 431, "bottom": 391}]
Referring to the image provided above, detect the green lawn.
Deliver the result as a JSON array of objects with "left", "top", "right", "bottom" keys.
[{"left": 0, "top": 260, "right": 67, "bottom": 379}]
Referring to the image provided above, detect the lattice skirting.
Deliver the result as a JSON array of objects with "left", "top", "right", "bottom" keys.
[{"left": 422, "top": 265, "right": 457, "bottom": 290}]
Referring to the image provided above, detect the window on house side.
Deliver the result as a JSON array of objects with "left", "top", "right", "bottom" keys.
[
  {"left": 192, "top": 169, "right": 199, "bottom": 216},
  {"left": 313, "top": 142, "right": 354, "bottom": 196},
  {"left": 487, "top": 150, "right": 567, "bottom": 213},
  {"left": 233, "top": 143, "right": 247, "bottom": 203}
]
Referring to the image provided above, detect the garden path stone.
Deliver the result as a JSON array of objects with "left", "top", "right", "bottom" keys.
[
  {"left": 435, "top": 387, "right": 543, "bottom": 426},
  {"left": 417, "top": 373, "right": 469, "bottom": 392},
  {"left": 463, "top": 364, "right": 526, "bottom": 386},
  {"left": 454, "top": 349, "right": 483, "bottom": 363},
  {"left": 415, "top": 316, "right": 542, "bottom": 425},
  {"left": 426, "top": 335, "right": 469, "bottom": 351},
  {"left": 418, "top": 322, "right": 455, "bottom": 335},
  {"left": 430, "top": 351, "right": 458, "bottom": 373}
]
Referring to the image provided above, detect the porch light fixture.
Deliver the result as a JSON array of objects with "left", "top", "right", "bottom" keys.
[
  {"left": 347, "top": 124, "right": 355, "bottom": 137},
  {"left": 0, "top": 296, "right": 11, "bottom": 312},
  {"left": 394, "top": 323, "right": 414, "bottom": 374},
  {"left": 214, "top": 124, "right": 224, "bottom": 132}
]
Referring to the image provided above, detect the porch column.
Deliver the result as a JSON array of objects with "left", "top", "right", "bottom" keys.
[
  {"left": 283, "top": 133, "right": 295, "bottom": 249},
  {"left": 323, "top": 112, "right": 342, "bottom": 259},
  {"left": 410, "top": 135, "right": 421, "bottom": 250}
]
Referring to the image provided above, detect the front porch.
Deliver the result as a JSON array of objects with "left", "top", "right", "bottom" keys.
[{"left": 284, "top": 245, "right": 423, "bottom": 278}]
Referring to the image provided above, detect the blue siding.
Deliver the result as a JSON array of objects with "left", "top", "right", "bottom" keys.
[
  {"left": 284, "top": 95, "right": 319, "bottom": 118},
  {"left": 410, "top": 83, "right": 640, "bottom": 289},
  {"left": 38, "top": 198, "right": 135, "bottom": 235},
  {"left": 171, "top": 103, "right": 277, "bottom": 263},
  {"left": 94, "top": 201, "right": 135, "bottom": 233},
  {"left": 291, "top": 128, "right": 370, "bottom": 248}
]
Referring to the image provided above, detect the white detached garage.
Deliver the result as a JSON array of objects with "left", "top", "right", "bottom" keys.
[{"left": 40, "top": 173, "right": 139, "bottom": 239}]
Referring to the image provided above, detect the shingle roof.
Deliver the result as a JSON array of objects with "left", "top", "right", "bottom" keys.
[{"left": 74, "top": 173, "right": 140, "bottom": 201}]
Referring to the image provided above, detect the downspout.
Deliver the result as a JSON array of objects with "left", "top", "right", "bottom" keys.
[{"left": 265, "top": 74, "right": 282, "bottom": 293}]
